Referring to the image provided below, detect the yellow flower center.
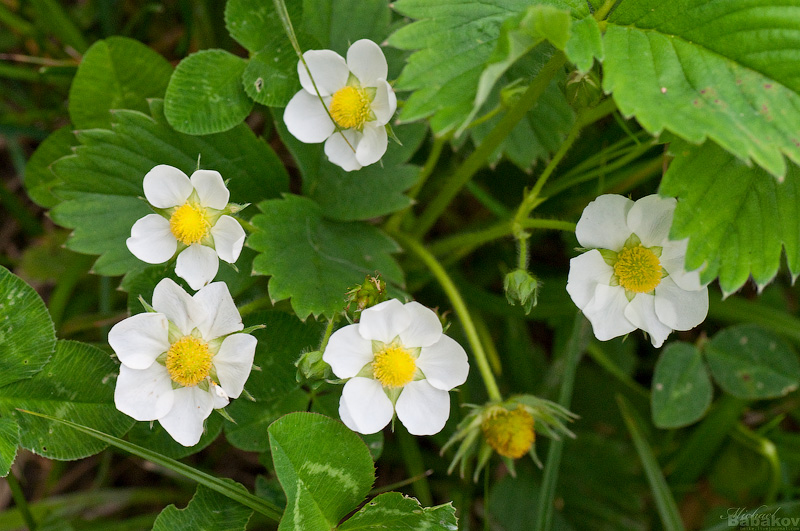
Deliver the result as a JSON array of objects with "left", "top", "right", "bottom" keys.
[
  {"left": 372, "top": 345, "right": 416, "bottom": 388},
  {"left": 169, "top": 203, "right": 210, "bottom": 245},
  {"left": 481, "top": 406, "right": 535, "bottom": 459},
  {"left": 329, "top": 86, "right": 371, "bottom": 129},
  {"left": 613, "top": 245, "right": 662, "bottom": 294},
  {"left": 165, "top": 336, "right": 212, "bottom": 387}
]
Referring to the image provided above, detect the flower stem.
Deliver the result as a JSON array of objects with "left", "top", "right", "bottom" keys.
[
  {"left": 534, "top": 313, "right": 591, "bottom": 531},
  {"left": 7, "top": 470, "right": 37, "bottom": 531},
  {"left": 319, "top": 314, "right": 338, "bottom": 353},
  {"left": 410, "top": 51, "right": 567, "bottom": 240},
  {"left": 392, "top": 232, "right": 502, "bottom": 402}
]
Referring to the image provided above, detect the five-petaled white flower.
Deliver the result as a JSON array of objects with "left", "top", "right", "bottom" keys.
[
  {"left": 110, "top": 278, "right": 256, "bottom": 446},
  {"left": 283, "top": 39, "right": 397, "bottom": 172},
  {"left": 126, "top": 164, "right": 246, "bottom": 290},
  {"left": 566, "top": 194, "right": 709, "bottom": 348},
  {"left": 323, "top": 299, "right": 469, "bottom": 435}
]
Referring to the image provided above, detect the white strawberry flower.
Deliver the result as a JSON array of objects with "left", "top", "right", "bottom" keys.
[
  {"left": 110, "top": 278, "right": 256, "bottom": 446},
  {"left": 126, "top": 164, "right": 246, "bottom": 290},
  {"left": 323, "top": 299, "right": 469, "bottom": 436},
  {"left": 566, "top": 194, "right": 709, "bottom": 348},
  {"left": 283, "top": 39, "right": 397, "bottom": 172}
]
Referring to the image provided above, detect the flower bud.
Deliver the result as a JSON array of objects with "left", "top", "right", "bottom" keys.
[
  {"left": 295, "top": 349, "right": 331, "bottom": 384},
  {"left": 504, "top": 269, "right": 539, "bottom": 314},
  {"left": 345, "top": 275, "right": 388, "bottom": 317},
  {"left": 481, "top": 406, "right": 535, "bottom": 459}
]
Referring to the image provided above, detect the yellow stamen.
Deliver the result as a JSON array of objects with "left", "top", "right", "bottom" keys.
[
  {"left": 613, "top": 245, "right": 662, "bottom": 294},
  {"left": 481, "top": 406, "right": 535, "bottom": 459},
  {"left": 166, "top": 336, "right": 212, "bottom": 387},
  {"left": 329, "top": 86, "right": 371, "bottom": 129},
  {"left": 372, "top": 345, "right": 416, "bottom": 388},
  {"left": 169, "top": 203, "right": 210, "bottom": 245}
]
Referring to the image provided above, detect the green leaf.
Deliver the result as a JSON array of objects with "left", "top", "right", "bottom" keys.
[
  {"left": 275, "top": 115, "right": 426, "bottom": 221},
  {"left": 242, "top": 37, "right": 302, "bottom": 108},
  {"left": 68, "top": 37, "right": 173, "bottom": 130},
  {"left": 16, "top": 410, "right": 283, "bottom": 521},
  {"left": 301, "top": 0, "right": 391, "bottom": 54},
  {"left": 165, "top": 50, "right": 253, "bottom": 135},
  {"left": 705, "top": 324, "right": 800, "bottom": 400},
  {"left": 0, "top": 266, "right": 55, "bottom": 388},
  {"left": 225, "top": 0, "right": 301, "bottom": 53},
  {"left": 49, "top": 100, "right": 288, "bottom": 277},
  {"left": 0, "top": 417, "right": 19, "bottom": 477},
  {"left": 651, "top": 342, "right": 712, "bottom": 429},
  {"left": 268, "top": 412, "right": 375, "bottom": 530},
  {"left": 462, "top": 4, "right": 572, "bottom": 132},
  {"left": 153, "top": 483, "right": 253, "bottom": 531},
  {"left": 23, "top": 126, "right": 79, "bottom": 208},
  {"left": 604, "top": 0, "right": 800, "bottom": 178},
  {"left": 564, "top": 16, "right": 603, "bottom": 74},
  {"left": 390, "top": 0, "right": 589, "bottom": 135},
  {"left": 389, "top": 0, "right": 531, "bottom": 131},
  {"left": 249, "top": 195, "right": 403, "bottom": 319},
  {"left": 1, "top": 340, "right": 134, "bottom": 460},
  {"left": 338, "top": 492, "right": 457, "bottom": 531},
  {"left": 616, "top": 395, "right": 685, "bottom": 531},
  {"left": 660, "top": 140, "right": 800, "bottom": 295}
]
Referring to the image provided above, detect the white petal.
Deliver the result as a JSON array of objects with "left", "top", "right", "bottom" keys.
[
  {"left": 158, "top": 386, "right": 214, "bottom": 447},
  {"left": 623, "top": 293, "right": 673, "bottom": 348},
  {"left": 654, "top": 277, "right": 709, "bottom": 331},
  {"left": 346, "top": 39, "right": 387, "bottom": 87},
  {"left": 108, "top": 312, "right": 170, "bottom": 369},
  {"left": 575, "top": 194, "right": 634, "bottom": 250},
  {"left": 371, "top": 79, "right": 397, "bottom": 125},
  {"left": 152, "top": 278, "right": 200, "bottom": 335},
  {"left": 115, "top": 363, "right": 174, "bottom": 421},
  {"left": 358, "top": 299, "right": 411, "bottom": 343},
  {"left": 661, "top": 238, "right": 704, "bottom": 291},
  {"left": 324, "top": 129, "right": 362, "bottom": 171},
  {"left": 583, "top": 284, "right": 637, "bottom": 341},
  {"left": 323, "top": 323, "right": 374, "bottom": 378},
  {"left": 190, "top": 170, "right": 229, "bottom": 209},
  {"left": 298, "top": 49, "right": 348, "bottom": 97},
  {"left": 175, "top": 244, "right": 219, "bottom": 291},
  {"left": 213, "top": 333, "right": 256, "bottom": 398},
  {"left": 211, "top": 215, "right": 245, "bottom": 264},
  {"left": 627, "top": 195, "right": 677, "bottom": 247},
  {"left": 417, "top": 335, "right": 469, "bottom": 391},
  {"left": 395, "top": 380, "right": 451, "bottom": 436},
  {"left": 284, "top": 90, "right": 336, "bottom": 143},
  {"left": 339, "top": 378, "right": 394, "bottom": 434},
  {"left": 192, "top": 281, "right": 243, "bottom": 340},
  {"left": 211, "top": 383, "right": 230, "bottom": 409},
  {"left": 355, "top": 124, "right": 388, "bottom": 167},
  {"left": 566, "top": 250, "right": 615, "bottom": 311},
  {"left": 142, "top": 165, "right": 192, "bottom": 208},
  {"left": 127, "top": 214, "right": 177, "bottom": 264},
  {"left": 398, "top": 301, "right": 443, "bottom": 348}
]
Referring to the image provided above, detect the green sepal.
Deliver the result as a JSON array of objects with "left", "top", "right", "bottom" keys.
[
  {"left": 598, "top": 249, "right": 618, "bottom": 266},
  {"left": 215, "top": 407, "right": 237, "bottom": 424},
  {"left": 623, "top": 233, "right": 642, "bottom": 248}
]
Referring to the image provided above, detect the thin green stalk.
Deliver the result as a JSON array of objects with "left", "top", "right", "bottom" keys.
[
  {"left": 617, "top": 395, "right": 685, "bottom": 531},
  {"left": 732, "top": 424, "right": 781, "bottom": 504},
  {"left": 465, "top": 181, "right": 511, "bottom": 219},
  {"left": 319, "top": 314, "right": 338, "bottom": 352},
  {"left": 18, "top": 410, "right": 283, "bottom": 522},
  {"left": 411, "top": 51, "right": 567, "bottom": 240},
  {"left": 428, "top": 218, "right": 576, "bottom": 260},
  {"left": 6, "top": 471, "right": 37, "bottom": 531},
  {"left": 384, "top": 134, "right": 451, "bottom": 233},
  {"left": 534, "top": 313, "right": 590, "bottom": 531},
  {"left": 236, "top": 296, "right": 274, "bottom": 317},
  {"left": 392, "top": 232, "right": 502, "bottom": 401}
]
